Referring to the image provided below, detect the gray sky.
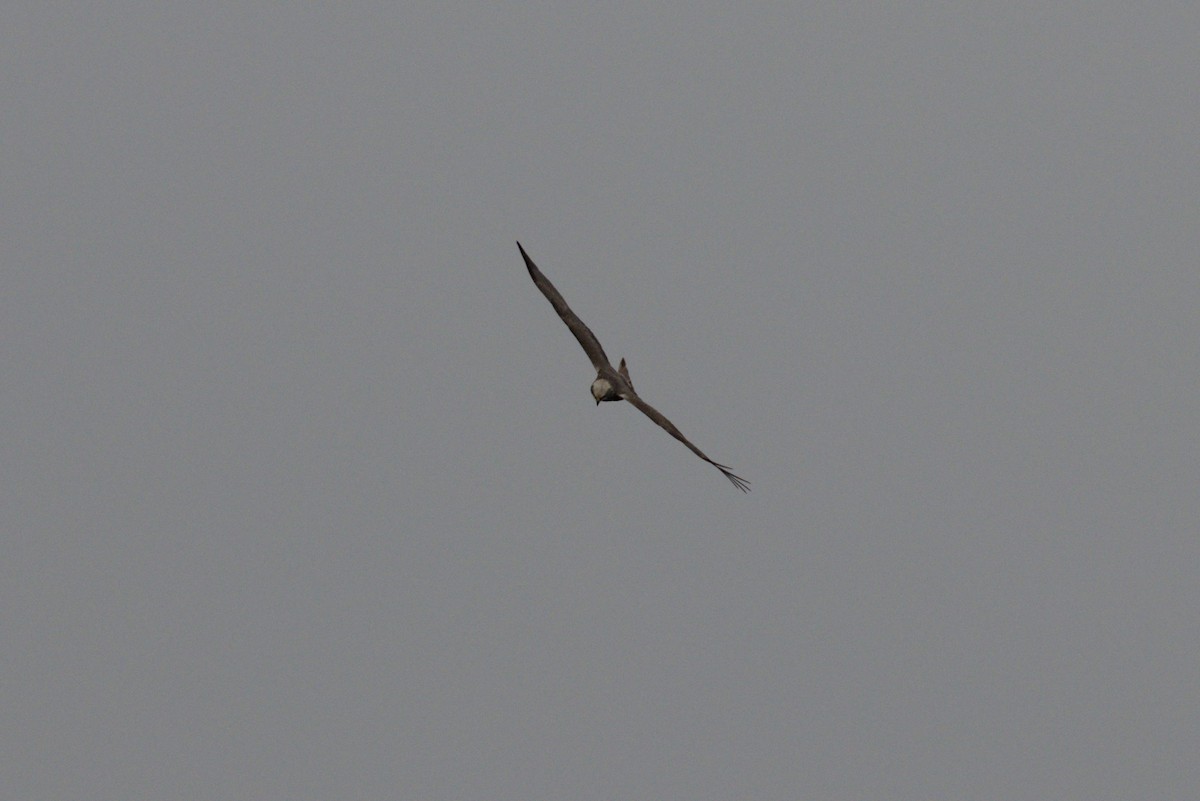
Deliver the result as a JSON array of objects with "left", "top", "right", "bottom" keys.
[{"left": 3, "top": 3, "right": 1197, "bottom": 799}]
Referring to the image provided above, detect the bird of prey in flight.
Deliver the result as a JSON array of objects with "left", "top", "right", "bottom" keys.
[{"left": 518, "top": 241, "right": 749, "bottom": 492}]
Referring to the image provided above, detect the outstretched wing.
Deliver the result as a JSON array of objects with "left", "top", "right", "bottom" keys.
[
  {"left": 518, "top": 242, "right": 613, "bottom": 372},
  {"left": 621, "top": 391, "right": 750, "bottom": 492}
]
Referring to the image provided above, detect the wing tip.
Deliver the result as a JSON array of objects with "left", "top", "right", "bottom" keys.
[
  {"left": 713, "top": 461, "right": 751, "bottom": 492},
  {"left": 726, "top": 471, "right": 752, "bottom": 493},
  {"left": 517, "top": 241, "right": 537, "bottom": 273}
]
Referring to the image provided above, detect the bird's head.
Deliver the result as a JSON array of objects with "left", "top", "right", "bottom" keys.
[{"left": 591, "top": 376, "right": 614, "bottom": 405}]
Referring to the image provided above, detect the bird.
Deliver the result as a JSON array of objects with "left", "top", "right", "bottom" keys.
[{"left": 518, "top": 241, "right": 749, "bottom": 492}]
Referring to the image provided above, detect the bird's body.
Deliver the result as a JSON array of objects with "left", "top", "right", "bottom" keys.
[
  {"left": 518, "top": 241, "right": 749, "bottom": 492},
  {"left": 591, "top": 375, "right": 618, "bottom": 403}
]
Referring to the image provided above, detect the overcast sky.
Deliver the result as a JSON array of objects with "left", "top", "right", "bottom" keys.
[{"left": 3, "top": 3, "right": 1198, "bottom": 799}]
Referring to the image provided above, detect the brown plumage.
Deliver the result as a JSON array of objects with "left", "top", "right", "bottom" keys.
[{"left": 518, "top": 241, "right": 749, "bottom": 492}]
